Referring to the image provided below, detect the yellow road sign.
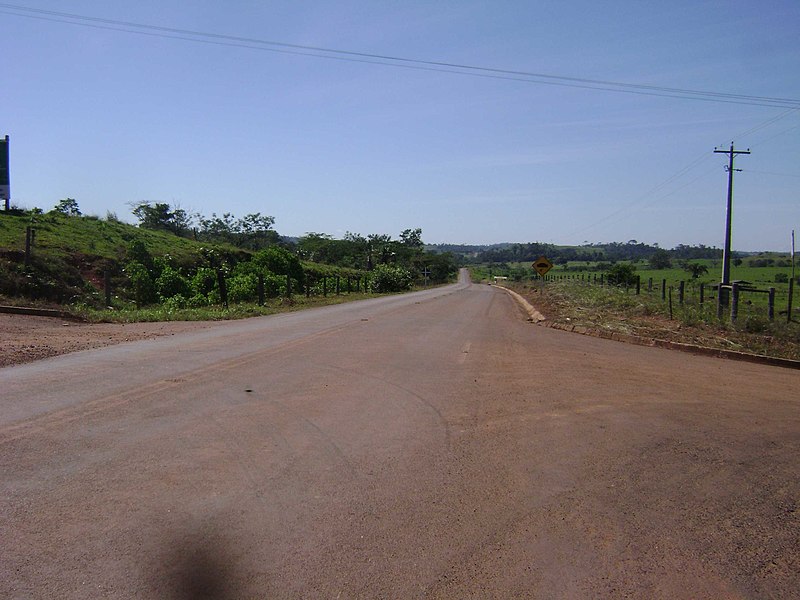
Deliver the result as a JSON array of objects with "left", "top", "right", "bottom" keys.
[{"left": 532, "top": 256, "right": 553, "bottom": 277}]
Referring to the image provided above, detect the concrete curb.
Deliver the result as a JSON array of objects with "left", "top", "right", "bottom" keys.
[
  {"left": 492, "top": 285, "right": 546, "bottom": 323},
  {"left": 493, "top": 285, "right": 800, "bottom": 371},
  {"left": 0, "top": 305, "right": 83, "bottom": 321}
]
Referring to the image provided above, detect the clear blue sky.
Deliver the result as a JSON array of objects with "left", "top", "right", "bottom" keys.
[{"left": 2, "top": 1, "right": 798, "bottom": 251}]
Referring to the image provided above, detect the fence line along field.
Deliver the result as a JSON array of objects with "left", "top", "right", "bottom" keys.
[{"left": 472, "top": 257, "right": 799, "bottom": 362}]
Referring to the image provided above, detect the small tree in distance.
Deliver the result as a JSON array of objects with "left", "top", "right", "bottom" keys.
[
  {"left": 606, "top": 263, "right": 637, "bottom": 287},
  {"left": 649, "top": 249, "right": 673, "bottom": 269},
  {"left": 53, "top": 198, "right": 81, "bottom": 216},
  {"left": 684, "top": 263, "right": 709, "bottom": 279}
]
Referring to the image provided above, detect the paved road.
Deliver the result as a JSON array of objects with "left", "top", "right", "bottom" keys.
[{"left": 2, "top": 271, "right": 798, "bottom": 598}]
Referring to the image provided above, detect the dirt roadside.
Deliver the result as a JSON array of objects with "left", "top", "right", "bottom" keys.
[{"left": 0, "top": 314, "right": 221, "bottom": 368}]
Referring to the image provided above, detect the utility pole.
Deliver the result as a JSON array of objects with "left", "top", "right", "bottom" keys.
[
  {"left": 714, "top": 143, "right": 750, "bottom": 307},
  {"left": 0, "top": 135, "right": 10, "bottom": 211}
]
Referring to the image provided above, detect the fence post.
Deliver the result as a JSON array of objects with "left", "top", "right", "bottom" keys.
[
  {"left": 731, "top": 283, "right": 739, "bottom": 322},
  {"left": 599, "top": 274, "right": 604, "bottom": 286},
  {"left": 347, "top": 276, "right": 351, "bottom": 293},
  {"left": 217, "top": 270, "right": 228, "bottom": 309},
  {"left": 258, "top": 274, "right": 265, "bottom": 306},
  {"left": 789, "top": 279, "right": 795, "bottom": 323},
  {"left": 285, "top": 274, "right": 292, "bottom": 297},
  {"left": 306, "top": 274, "right": 311, "bottom": 298},
  {"left": 661, "top": 279, "right": 666, "bottom": 301},
  {"left": 636, "top": 275, "right": 641, "bottom": 295},
  {"left": 679, "top": 281, "right": 685, "bottom": 305},
  {"left": 25, "top": 226, "right": 32, "bottom": 267},
  {"left": 669, "top": 287, "right": 674, "bottom": 319},
  {"left": 699, "top": 283, "right": 704, "bottom": 304},
  {"left": 768, "top": 287, "right": 775, "bottom": 320},
  {"left": 648, "top": 277, "right": 653, "bottom": 292},
  {"left": 323, "top": 276, "right": 327, "bottom": 297},
  {"left": 717, "top": 285, "right": 724, "bottom": 319},
  {"left": 336, "top": 276, "right": 340, "bottom": 295},
  {"left": 104, "top": 270, "right": 112, "bottom": 307}
]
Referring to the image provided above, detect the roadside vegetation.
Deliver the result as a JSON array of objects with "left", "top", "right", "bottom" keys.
[
  {"left": 471, "top": 254, "right": 799, "bottom": 361},
  {"left": 0, "top": 200, "right": 458, "bottom": 321}
]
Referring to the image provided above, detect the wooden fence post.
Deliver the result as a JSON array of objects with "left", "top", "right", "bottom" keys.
[
  {"left": 731, "top": 283, "right": 740, "bottom": 322},
  {"left": 768, "top": 287, "right": 775, "bottom": 320},
  {"left": 336, "top": 276, "right": 340, "bottom": 295},
  {"left": 679, "top": 281, "right": 685, "bottom": 305},
  {"left": 104, "top": 270, "right": 112, "bottom": 307},
  {"left": 669, "top": 287, "right": 674, "bottom": 319},
  {"left": 661, "top": 279, "right": 666, "bottom": 301},
  {"left": 636, "top": 275, "right": 641, "bottom": 295},
  {"left": 24, "top": 226, "right": 32, "bottom": 267},
  {"left": 217, "top": 270, "right": 228, "bottom": 309},
  {"left": 323, "top": 277, "right": 327, "bottom": 297},
  {"left": 699, "top": 283, "right": 704, "bottom": 304},
  {"left": 648, "top": 277, "right": 653, "bottom": 292},
  {"left": 788, "top": 279, "right": 795, "bottom": 323}
]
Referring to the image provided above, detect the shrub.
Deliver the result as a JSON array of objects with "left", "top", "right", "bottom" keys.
[
  {"left": 187, "top": 293, "right": 211, "bottom": 308},
  {"left": 253, "top": 247, "right": 304, "bottom": 281},
  {"left": 605, "top": 263, "right": 637, "bottom": 287},
  {"left": 369, "top": 264, "right": 413, "bottom": 293},
  {"left": 162, "top": 294, "right": 187, "bottom": 311},
  {"left": 227, "top": 273, "right": 259, "bottom": 303},
  {"left": 191, "top": 267, "right": 218, "bottom": 296},
  {"left": 155, "top": 265, "right": 191, "bottom": 300},
  {"left": 125, "top": 261, "right": 156, "bottom": 306}
]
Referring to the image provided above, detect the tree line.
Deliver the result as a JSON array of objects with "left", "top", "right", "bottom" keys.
[{"left": 433, "top": 239, "right": 724, "bottom": 266}]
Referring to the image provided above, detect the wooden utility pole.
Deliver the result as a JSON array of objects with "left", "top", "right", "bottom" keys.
[
  {"left": 1, "top": 135, "right": 9, "bottom": 211},
  {"left": 714, "top": 143, "right": 750, "bottom": 306},
  {"left": 789, "top": 229, "right": 795, "bottom": 323}
]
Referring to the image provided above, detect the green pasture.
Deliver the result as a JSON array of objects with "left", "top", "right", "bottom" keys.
[{"left": 473, "top": 257, "right": 797, "bottom": 318}]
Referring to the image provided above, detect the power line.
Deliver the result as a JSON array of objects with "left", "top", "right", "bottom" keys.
[
  {"left": 565, "top": 107, "right": 799, "bottom": 242},
  {"left": 730, "top": 108, "right": 800, "bottom": 142},
  {"left": 744, "top": 169, "right": 800, "bottom": 179},
  {"left": 2, "top": 3, "right": 800, "bottom": 109}
]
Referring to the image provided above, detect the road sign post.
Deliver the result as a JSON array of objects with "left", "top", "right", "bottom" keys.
[{"left": 532, "top": 256, "right": 553, "bottom": 292}]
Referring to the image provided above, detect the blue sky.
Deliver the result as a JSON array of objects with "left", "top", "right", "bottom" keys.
[{"left": 2, "top": 1, "right": 798, "bottom": 250}]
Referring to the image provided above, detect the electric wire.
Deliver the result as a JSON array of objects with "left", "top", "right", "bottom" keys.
[{"left": 2, "top": 3, "right": 799, "bottom": 109}]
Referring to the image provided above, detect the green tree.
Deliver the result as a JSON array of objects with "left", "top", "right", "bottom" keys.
[
  {"left": 125, "top": 261, "right": 156, "bottom": 307},
  {"left": 253, "top": 246, "right": 304, "bottom": 282},
  {"left": 649, "top": 249, "right": 672, "bottom": 269},
  {"left": 155, "top": 265, "right": 191, "bottom": 300},
  {"left": 369, "top": 264, "right": 413, "bottom": 293},
  {"left": 52, "top": 198, "right": 81, "bottom": 216},
  {"left": 684, "top": 263, "right": 709, "bottom": 279},
  {"left": 606, "top": 263, "right": 637, "bottom": 286},
  {"left": 131, "top": 201, "right": 191, "bottom": 235},
  {"left": 126, "top": 239, "right": 155, "bottom": 273}
]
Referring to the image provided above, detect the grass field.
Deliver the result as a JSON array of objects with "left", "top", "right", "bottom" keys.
[
  {"left": 474, "top": 258, "right": 797, "bottom": 317},
  {"left": 502, "top": 278, "right": 800, "bottom": 361}
]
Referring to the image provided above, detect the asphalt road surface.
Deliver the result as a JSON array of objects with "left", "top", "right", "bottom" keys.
[{"left": 2, "top": 270, "right": 798, "bottom": 599}]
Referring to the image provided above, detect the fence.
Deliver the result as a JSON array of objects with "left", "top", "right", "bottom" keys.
[{"left": 538, "top": 272, "right": 795, "bottom": 323}]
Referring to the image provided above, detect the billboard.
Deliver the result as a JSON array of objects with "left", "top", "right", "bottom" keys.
[{"left": 0, "top": 135, "right": 9, "bottom": 202}]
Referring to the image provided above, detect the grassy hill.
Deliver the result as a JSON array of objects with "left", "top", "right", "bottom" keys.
[{"left": 0, "top": 211, "right": 266, "bottom": 305}]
